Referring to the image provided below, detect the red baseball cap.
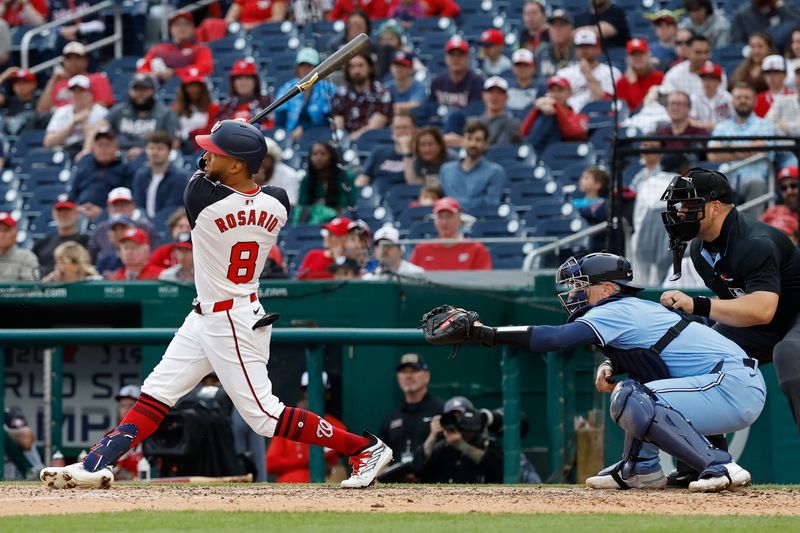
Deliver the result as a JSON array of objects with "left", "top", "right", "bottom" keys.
[
  {"left": 120, "top": 228, "right": 150, "bottom": 246},
  {"left": 54, "top": 194, "right": 76, "bottom": 210},
  {"left": 698, "top": 61, "right": 723, "bottom": 80},
  {"left": 11, "top": 69, "right": 35, "bottom": 84},
  {"left": 445, "top": 36, "right": 469, "bottom": 53},
  {"left": 779, "top": 166, "right": 799, "bottom": 180},
  {"left": 392, "top": 50, "right": 414, "bottom": 68},
  {"left": 627, "top": 38, "right": 649, "bottom": 55},
  {"left": 0, "top": 212, "right": 16, "bottom": 229},
  {"left": 433, "top": 197, "right": 462, "bottom": 214},
  {"left": 479, "top": 29, "right": 504, "bottom": 47},
  {"left": 175, "top": 232, "right": 192, "bottom": 250},
  {"left": 322, "top": 217, "right": 352, "bottom": 237},
  {"left": 169, "top": 10, "right": 194, "bottom": 25},
  {"left": 347, "top": 219, "right": 371, "bottom": 237},
  {"left": 547, "top": 75, "right": 571, "bottom": 91},
  {"left": 180, "top": 67, "right": 206, "bottom": 85},
  {"left": 230, "top": 58, "right": 257, "bottom": 77}
]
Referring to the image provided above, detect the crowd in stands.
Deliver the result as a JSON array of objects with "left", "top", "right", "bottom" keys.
[{"left": 0, "top": 0, "right": 798, "bottom": 287}]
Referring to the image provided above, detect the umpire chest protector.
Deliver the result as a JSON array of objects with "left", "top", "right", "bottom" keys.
[{"left": 567, "top": 296, "right": 691, "bottom": 383}]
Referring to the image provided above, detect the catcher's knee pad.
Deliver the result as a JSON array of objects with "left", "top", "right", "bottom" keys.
[{"left": 610, "top": 380, "right": 656, "bottom": 438}]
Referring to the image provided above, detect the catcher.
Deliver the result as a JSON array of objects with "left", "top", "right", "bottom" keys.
[{"left": 422, "top": 252, "right": 766, "bottom": 492}]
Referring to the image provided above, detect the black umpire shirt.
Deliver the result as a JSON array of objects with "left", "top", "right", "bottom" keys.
[
  {"left": 379, "top": 392, "right": 444, "bottom": 458},
  {"left": 690, "top": 208, "right": 800, "bottom": 335}
]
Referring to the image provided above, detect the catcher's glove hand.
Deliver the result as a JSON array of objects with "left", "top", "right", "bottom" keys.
[{"left": 421, "top": 305, "right": 495, "bottom": 348}]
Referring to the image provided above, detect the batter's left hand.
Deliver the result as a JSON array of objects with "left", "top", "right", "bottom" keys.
[{"left": 660, "top": 290, "right": 693, "bottom": 313}]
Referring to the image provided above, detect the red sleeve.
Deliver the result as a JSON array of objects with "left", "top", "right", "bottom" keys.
[
  {"left": 409, "top": 246, "right": 421, "bottom": 267},
  {"left": 110, "top": 269, "right": 124, "bottom": 280},
  {"left": 614, "top": 78, "right": 635, "bottom": 110},
  {"left": 754, "top": 92, "right": 770, "bottom": 118},
  {"left": 269, "top": 244, "right": 284, "bottom": 268},
  {"left": 427, "top": 0, "right": 460, "bottom": 17},
  {"left": 553, "top": 103, "right": 589, "bottom": 141},
  {"left": 137, "top": 48, "right": 156, "bottom": 74},
  {"left": 472, "top": 244, "right": 492, "bottom": 270},
  {"left": 175, "top": 45, "right": 214, "bottom": 78},
  {"left": 519, "top": 107, "right": 540, "bottom": 137},
  {"left": 33, "top": 0, "right": 48, "bottom": 16},
  {"left": 367, "top": 0, "right": 391, "bottom": 18},
  {"left": 91, "top": 74, "right": 115, "bottom": 108},
  {"left": 147, "top": 243, "right": 176, "bottom": 269},
  {"left": 266, "top": 438, "right": 309, "bottom": 474},
  {"left": 327, "top": 0, "right": 353, "bottom": 20}
]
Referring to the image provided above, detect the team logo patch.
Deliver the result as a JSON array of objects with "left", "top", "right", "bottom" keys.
[{"left": 316, "top": 418, "right": 334, "bottom": 439}]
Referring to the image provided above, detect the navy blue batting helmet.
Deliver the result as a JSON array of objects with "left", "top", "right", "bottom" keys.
[
  {"left": 196, "top": 119, "right": 267, "bottom": 174},
  {"left": 556, "top": 252, "right": 643, "bottom": 314}
]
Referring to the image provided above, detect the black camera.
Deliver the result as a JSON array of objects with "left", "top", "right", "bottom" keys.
[{"left": 441, "top": 408, "right": 484, "bottom": 434}]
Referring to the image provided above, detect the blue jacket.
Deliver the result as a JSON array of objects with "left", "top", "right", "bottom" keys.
[
  {"left": 274, "top": 78, "right": 335, "bottom": 132},
  {"left": 69, "top": 156, "right": 132, "bottom": 207},
  {"left": 131, "top": 163, "right": 187, "bottom": 217}
]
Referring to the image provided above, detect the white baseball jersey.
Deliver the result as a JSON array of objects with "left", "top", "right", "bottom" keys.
[
  {"left": 691, "top": 89, "right": 734, "bottom": 126},
  {"left": 184, "top": 171, "right": 290, "bottom": 302},
  {"left": 557, "top": 62, "right": 621, "bottom": 113}
]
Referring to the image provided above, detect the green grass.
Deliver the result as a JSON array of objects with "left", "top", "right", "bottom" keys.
[{"left": 3, "top": 512, "right": 800, "bottom": 533}]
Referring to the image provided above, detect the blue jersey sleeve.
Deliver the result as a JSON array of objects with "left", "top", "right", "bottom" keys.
[{"left": 575, "top": 300, "right": 638, "bottom": 347}]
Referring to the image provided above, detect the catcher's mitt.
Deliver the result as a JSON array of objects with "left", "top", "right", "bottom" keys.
[{"left": 421, "top": 305, "right": 494, "bottom": 349}]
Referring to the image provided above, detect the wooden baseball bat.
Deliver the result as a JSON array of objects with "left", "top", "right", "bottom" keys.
[{"left": 149, "top": 473, "right": 254, "bottom": 483}]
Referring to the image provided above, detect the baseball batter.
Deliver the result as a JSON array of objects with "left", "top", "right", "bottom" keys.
[{"left": 41, "top": 119, "right": 392, "bottom": 489}]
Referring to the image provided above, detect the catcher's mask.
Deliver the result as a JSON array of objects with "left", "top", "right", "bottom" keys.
[{"left": 556, "top": 253, "right": 642, "bottom": 314}]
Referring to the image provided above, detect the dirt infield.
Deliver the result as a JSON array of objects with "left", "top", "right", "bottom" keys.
[{"left": 2, "top": 483, "right": 799, "bottom": 517}]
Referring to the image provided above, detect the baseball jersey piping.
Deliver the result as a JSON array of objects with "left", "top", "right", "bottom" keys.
[{"left": 651, "top": 372, "right": 725, "bottom": 394}]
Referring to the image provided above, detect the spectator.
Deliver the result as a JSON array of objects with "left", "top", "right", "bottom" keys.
[
  {"left": 409, "top": 197, "right": 492, "bottom": 270},
  {"left": 414, "top": 396, "right": 503, "bottom": 484},
  {"left": 225, "top": 0, "right": 287, "bottom": 30},
  {"left": 363, "top": 226, "right": 424, "bottom": 280},
  {"left": 507, "top": 49, "right": 539, "bottom": 112},
  {"left": 147, "top": 207, "right": 191, "bottom": 270},
  {"left": 573, "top": 164, "right": 609, "bottom": 211},
  {"left": 327, "top": 10, "right": 374, "bottom": 58},
  {"left": 518, "top": 0, "right": 550, "bottom": 52},
  {"left": 573, "top": 0, "right": 631, "bottom": 48},
  {"left": 356, "top": 111, "right": 416, "bottom": 188},
  {"left": 274, "top": 48, "right": 334, "bottom": 141},
  {"left": 51, "top": 0, "right": 107, "bottom": 45},
  {"left": 429, "top": 36, "right": 484, "bottom": 111},
  {"left": 785, "top": 28, "right": 800, "bottom": 89},
  {"left": 755, "top": 54, "right": 793, "bottom": 117},
  {"left": 266, "top": 371, "right": 348, "bottom": 483},
  {"left": 644, "top": 9, "right": 681, "bottom": 70},
  {"left": 478, "top": 29, "right": 511, "bottom": 77},
  {"left": 616, "top": 39, "right": 664, "bottom": 111},
  {"left": 730, "top": 0, "right": 800, "bottom": 44},
  {"left": 328, "top": 0, "right": 390, "bottom": 20},
  {"left": 535, "top": 10, "right": 576, "bottom": 81},
  {"left": 388, "top": 0, "right": 426, "bottom": 26},
  {"left": 3, "top": 407, "right": 44, "bottom": 481},
  {"left": 332, "top": 52, "right": 392, "bottom": 141},
  {"left": 254, "top": 137, "right": 301, "bottom": 205},
  {"left": 386, "top": 50, "right": 427, "bottom": 114},
  {"left": 41, "top": 241, "right": 100, "bottom": 282},
  {"left": 110, "top": 228, "right": 163, "bottom": 280},
  {"left": 111, "top": 385, "right": 144, "bottom": 480},
  {"left": 672, "top": 28, "right": 694, "bottom": 68},
  {"left": 0, "top": 212, "right": 38, "bottom": 281},
  {"left": 173, "top": 68, "right": 218, "bottom": 150},
  {"left": 295, "top": 142, "right": 355, "bottom": 223},
  {"left": 629, "top": 139, "right": 664, "bottom": 192},
  {"left": 103, "top": 74, "right": 181, "bottom": 160},
  {"left": 374, "top": 19, "right": 406, "bottom": 80},
  {"left": 32, "top": 196, "right": 90, "bottom": 276},
  {"left": 766, "top": 63, "right": 800, "bottom": 135},
  {"left": 621, "top": 84, "right": 670, "bottom": 133},
  {"left": 87, "top": 187, "right": 159, "bottom": 262},
  {"left": 764, "top": 211, "right": 799, "bottom": 244},
  {"left": 761, "top": 166, "right": 799, "bottom": 242},
  {"left": 708, "top": 81, "right": 776, "bottom": 203},
  {"left": 404, "top": 125, "right": 453, "bottom": 186},
  {"left": 343, "top": 218, "right": 373, "bottom": 271},
  {"left": 44, "top": 75, "right": 108, "bottom": 157},
  {"left": 95, "top": 214, "right": 132, "bottom": 277},
  {"left": 0, "top": 68, "right": 47, "bottom": 134},
  {"left": 690, "top": 62, "right": 734, "bottom": 131},
  {"left": 138, "top": 11, "right": 213, "bottom": 82},
  {"left": 439, "top": 120, "right": 505, "bottom": 212},
  {"left": 327, "top": 255, "right": 361, "bottom": 279},
  {"left": 557, "top": 29, "right": 621, "bottom": 113},
  {"left": 445, "top": 77, "right": 522, "bottom": 147},
  {"left": 132, "top": 130, "right": 186, "bottom": 219},
  {"left": 654, "top": 90, "right": 709, "bottom": 159},
  {"left": 680, "top": 0, "right": 730, "bottom": 50},
  {"left": 37, "top": 42, "right": 114, "bottom": 113},
  {"left": 730, "top": 32, "right": 775, "bottom": 94},
  {"left": 158, "top": 232, "right": 193, "bottom": 282},
  {"left": 520, "top": 75, "right": 589, "bottom": 154},
  {"left": 663, "top": 34, "right": 724, "bottom": 101},
  {"left": 296, "top": 217, "right": 350, "bottom": 280},
  {"left": 0, "top": 0, "right": 45, "bottom": 26},
  {"left": 378, "top": 353, "right": 442, "bottom": 481},
  {"left": 215, "top": 58, "right": 273, "bottom": 125}
]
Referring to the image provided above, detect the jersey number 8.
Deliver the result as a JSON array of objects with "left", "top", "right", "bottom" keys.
[{"left": 227, "top": 242, "right": 259, "bottom": 283}]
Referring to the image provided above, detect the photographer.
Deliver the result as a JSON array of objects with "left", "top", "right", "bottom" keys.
[{"left": 414, "top": 396, "right": 503, "bottom": 484}]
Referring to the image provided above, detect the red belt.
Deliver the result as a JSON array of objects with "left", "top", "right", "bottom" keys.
[{"left": 194, "top": 293, "right": 257, "bottom": 315}]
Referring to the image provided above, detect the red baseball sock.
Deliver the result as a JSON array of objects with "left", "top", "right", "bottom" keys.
[
  {"left": 119, "top": 392, "right": 170, "bottom": 446},
  {"left": 276, "top": 407, "right": 370, "bottom": 456}
]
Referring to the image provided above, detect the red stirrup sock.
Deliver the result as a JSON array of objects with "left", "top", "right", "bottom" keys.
[
  {"left": 119, "top": 392, "right": 170, "bottom": 446},
  {"left": 275, "top": 407, "right": 371, "bottom": 455}
]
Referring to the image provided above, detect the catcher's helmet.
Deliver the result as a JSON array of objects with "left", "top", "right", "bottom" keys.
[
  {"left": 196, "top": 119, "right": 268, "bottom": 174},
  {"left": 556, "top": 252, "right": 642, "bottom": 314}
]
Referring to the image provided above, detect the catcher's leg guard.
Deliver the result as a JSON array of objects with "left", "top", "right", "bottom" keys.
[{"left": 610, "top": 380, "right": 732, "bottom": 476}]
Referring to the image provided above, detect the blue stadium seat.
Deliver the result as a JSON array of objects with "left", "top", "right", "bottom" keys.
[
  {"left": 294, "top": 126, "right": 335, "bottom": 152},
  {"left": 14, "top": 149, "right": 69, "bottom": 172},
  {"left": 354, "top": 128, "right": 393, "bottom": 152},
  {"left": 713, "top": 43, "right": 746, "bottom": 65},
  {"left": 509, "top": 180, "right": 562, "bottom": 210},
  {"left": 19, "top": 168, "right": 71, "bottom": 191},
  {"left": 486, "top": 144, "right": 534, "bottom": 164},
  {"left": 504, "top": 162, "right": 538, "bottom": 184},
  {"left": 469, "top": 218, "right": 521, "bottom": 238},
  {"left": 383, "top": 183, "right": 422, "bottom": 215},
  {"left": 418, "top": 32, "right": 455, "bottom": 55},
  {"left": 103, "top": 56, "right": 142, "bottom": 76},
  {"left": 488, "top": 242, "right": 528, "bottom": 269},
  {"left": 395, "top": 205, "right": 433, "bottom": 230},
  {"left": 213, "top": 52, "right": 247, "bottom": 76},
  {"left": 557, "top": 161, "right": 591, "bottom": 186},
  {"left": 538, "top": 142, "right": 596, "bottom": 171},
  {"left": 529, "top": 216, "right": 586, "bottom": 237},
  {"left": 208, "top": 34, "right": 248, "bottom": 55},
  {"left": 465, "top": 203, "right": 514, "bottom": 221},
  {"left": 280, "top": 224, "right": 324, "bottom": 256},
  {"left": 10, "top": 130, "right": 47, "bottom": 159},
  {"left": 406, "top": 220, "right": 437, "bottom": 240},
  {"left": 526, "top": 200, "right": 574, "bottom": 222},
  {"left": 581, "top": 99, "right": 630, "bottom": 130}
]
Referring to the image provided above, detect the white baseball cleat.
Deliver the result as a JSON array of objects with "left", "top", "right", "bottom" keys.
[
  {"left": 586, "top": 470, "right": 667, "bottom": 490},
  {"left": 40, "top": 462, "right": 114, "bottom": 489},
  {"left": 340, "top": 432, "right": 393, "bottom": 489},
  {"left": 688, "top": 462, "right": 751, "bottom": 493}
]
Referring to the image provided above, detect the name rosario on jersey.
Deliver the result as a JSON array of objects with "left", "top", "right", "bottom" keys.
[{"left": 214, "top": 209, "right": 280, "bottom": 233}]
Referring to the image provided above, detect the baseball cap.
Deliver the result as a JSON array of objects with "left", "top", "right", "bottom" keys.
[
  {"left": 548, "top": 9, "right": 573, "bottom": 25},
  {"left": 115, "top": 384, "right": 140, "bottom": 401},
  {"left": 0, "top": 212, "right": 16, "bottom": 229},
  {"left": 130, "top": 73, "right": 156, "bottom": 90},
  {"left": 109, "top": 213, "right": 133, "bottom": 227},
  {"left": 321, "top": 217, "right": 351, "bottom": 237},
  {"left": 107, "top": 187, "right": 134, "bottom": 205},
  {"left": 347, "top": 219, "right": 371, "bottom": 237},
  {"left": 445, "top": 35, "right": 469, "bottom": 53},
  {"left": 479, "top": 29, "right": 504, "bottom": 47},
  {"left": 683, "top": 167, "right": 734, "bottom": 204},
  {"left": 94, "top": 126, "right": 116, "bottom": 141},
  {"left": 483, "top": 75, "right": 508, "bottom": 92},
  {"left": 547, "top": 75, "right": 571, "bottom": 91},
  {"left": 443, "top": 395, "right": 474, "bottom": 414},
  {"left": 698, "top": 61, "right": 723, "bottom": 80},
  {"left": 120, "top": 228, "right": 150, "bottom": 246},
  {"left": 627, "top": 38, "right": 649, "bottom": 55},
  {"left": 574, "top": 29, "right": 598, "bottom": 47},
  {"left": 326, "top": 255, "right": 360, "bottom": 274},
  {"left": 433, "top": 197, "right": 461, "bottom": 213},
  {"left": 169, "top": 10, "right": 194, "bottom": 25},
  {"left": 180, "top": 66, "right": 206, "bottom": 84},
  {"left": 512, "top": 48, "right": 534, "bottom": 65},
  {"left": 396, "top": 352, "right": 428, "bottom": 371},
  {"left": 392, "top": 50, "right": 414, "bottom": 68},
  {"left": 230, "top": 58, "right": 257, "bottom": 77},
  {"left": 11, "top": 69, "right": 36, "bottom": 84},
  {"left": 175, "top": 231, "right": 192, "bottom": 250},
  {"left": 67, "top": 75, "right": 91, "bottom": 90},
  {"left": 644, "top": 9, "right": 682, "bottom": 25},
  {"left": 374, "top": 225, "right": 400, "bottom": 244},
  {"left": 296, "top": 47, "right": 320, "bottom": 66},
  {"left": 762, "top": 54, "right": 786, "bottom": 72},
  {"left": 779, "top": 166, "right": 799, "bottom": 181},
  {"left": 54, "top": 194, "right": 77, "bottom": 210},
  {"left": 300, "top": 371, "right": 330, "bottom": 389},
  {"left": 62, "top": 41, "right": 87, "bottom": 56}
]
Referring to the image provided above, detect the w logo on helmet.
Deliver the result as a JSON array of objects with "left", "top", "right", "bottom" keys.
[{"left": 316, "top": 418, "right": 334, "bottom": 439}]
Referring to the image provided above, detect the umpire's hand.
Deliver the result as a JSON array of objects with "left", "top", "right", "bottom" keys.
[
  {"left": 660, "top": 290, "right": 694, "bottom": 313},
  {"left": 595, "top": 363, "right": 616, "bottom": 393}
]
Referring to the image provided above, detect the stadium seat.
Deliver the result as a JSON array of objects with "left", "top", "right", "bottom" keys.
[
  {"left": 354, "top": 128, "right": 393, "bottom": 152},
  {"left": 13, "top": 149, "right": 68, "bottom": 172},
  {"left": 395, "top": 205, "right": 433, "bottom": 230},
  {"left": 10, "top": 130, "right": 47, "bottom": 159},
  {"left": 383, "top": 183, "right": 422, "bottom": 215},
  {"left": 529, "top": 216, "right": 586, "bottom": 237},
  {"left": 504, "top": 162, "right": 538, "bottom": 184},
  {"left": 103, "top": 56, "right": 142, "bottom": 76},
  {"left": 581, "top": 99, "right": 630, "bottom": 130},
  {"left": 487, "top": 242, "right": 529, "bottom": 269},
  {"left": 280, "top": 224, "right": 324, "bottom": 256},
  {"left": 469, "top": 218, "right": 522, "bottom": 238},
  {"left": 538, "top": 142, "right": 596, "bottom": 172},
  {"left": 712, "top": 43, "right": 746, "bottom": 65},
  {"left": 526, "top": 200, "right": 575, "bottom": 222},
  {"left": 465, "top": 203, "right": 514, "bottom": 221},
  {"left": 406, "top": 220, "right": 438, "bottom": 240}
]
